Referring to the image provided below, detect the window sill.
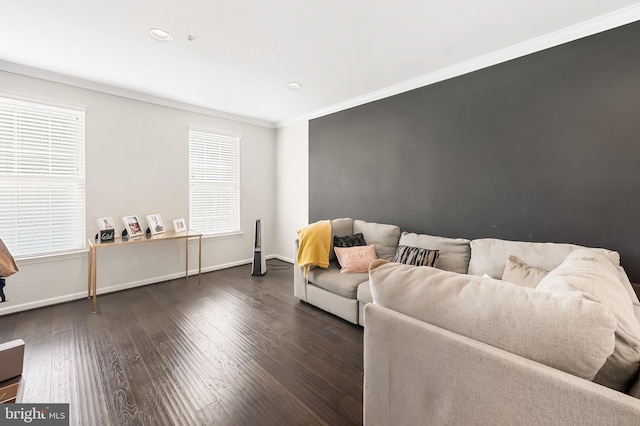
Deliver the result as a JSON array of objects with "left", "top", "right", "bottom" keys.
[
  {"left": 201, "top": 231, "right": 243, "bottom": 241},
  {"left": 15, "top": 249, "right": 88, "bottom": 266}
]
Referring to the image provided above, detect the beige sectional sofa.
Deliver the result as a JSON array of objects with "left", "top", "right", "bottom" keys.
[
  {"left": 365, "top": 249, "right": 640, "bottom": 424},
  {"left": 295, "top": 218, "right": 640, "bottom": 423},
  {"left": 294, "top": 218, "right": 638, "bottom": 323},
  {"left": 294, "top": 218, "right": 473, "bottom": 325},
  {"left": 294, "top": 218, "right": 402, "bottom": 324}
]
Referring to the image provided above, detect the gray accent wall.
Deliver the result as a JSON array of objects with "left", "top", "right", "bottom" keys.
[{"left": 309, "top": 20, "right": 640, "bottom": 281}]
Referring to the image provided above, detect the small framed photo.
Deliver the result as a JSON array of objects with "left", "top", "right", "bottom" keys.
[
  {"left": 96, "top": 217, "right": 116, "bottom": 230},
  {"left": 173, "top": 218, "right": 187, "bottom": 232},
  {"left": 122, "top": 215, "right": 144, "bottom": 238},
  {"left": 99, "top": 228, "right": 115, "bottom": 243},
  {"left": 146, "top": 214, "right": 165, "bottom": 235}
]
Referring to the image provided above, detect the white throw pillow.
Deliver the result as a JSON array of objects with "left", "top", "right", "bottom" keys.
[{"left": 501, "top": 255, "right": 549, "bottom": 288}]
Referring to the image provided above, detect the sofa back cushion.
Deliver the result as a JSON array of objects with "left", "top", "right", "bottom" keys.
[
  {"left": 369, "top": 261, "right": 617, "bottom": 381},
  {"left": 329, "top": 218, "right": 354, "bottom": 261},
  {"left": 353, "top": 220, "right": 400, "bottom": 261},
  {"left": 468, "top": 238, "right": 620, "bottom": 278},
  {"left": 537, "top": 249, "right": 640, "bottom": 392},
  {"left": 398, "top": 232, "right": 471, "bottom": 274}
]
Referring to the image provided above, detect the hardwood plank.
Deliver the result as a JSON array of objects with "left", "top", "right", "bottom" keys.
[
  {"left": 19, "top": 307, "right": 55, "bottom": 404},
  {"left": 91, "top": 311, "right": 143, "bottom": 425},
  {"left": 107, "top": 302, "right": 175, "bottom": 426},
  {"left": 138, "top": 298, "right": 222, "bottom": 412},
  {"left": 178, "top": 292, "right": 362, "bottom": 424},
  {"left": 50, "top": 328, "right": 81, "bottom": 424},
  {"left": 0, "top": 260, "right": 363, "bottom": 425},
  {"left": 72, "top": 312, "right": 111, "bottom": 426},
  {"left": 240, "top": 358, "right": 329, "bottom": 425}
]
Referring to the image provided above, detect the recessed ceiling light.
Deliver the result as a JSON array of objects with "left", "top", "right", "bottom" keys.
[
  {"left": 149, "top": 28, "right": 173, "bottom": 42},
  {"left": 287, "top": 82, "right": 302, "bottom": 90}
]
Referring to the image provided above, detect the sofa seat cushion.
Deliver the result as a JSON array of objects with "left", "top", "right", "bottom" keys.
[
  {"left": 357, "top": 281, "right": 373, "bottom": 305},
  {"left": 468, "top": 238, "right": 620, "bottom": 278},
  {"left": 369, "top": 261, "right": 617, "bottom": 381},
  {"left": 537, "top": 249, "right": 640, "bottom": 392},
  {"left": 353, "top": 220, "right": 401, "bottom": 261},
  {"left": 307, "top": 261, "right": 368, "bottom": 299},
  {"left": 397, "top": 232, "right": 470, "bottom": 274}
]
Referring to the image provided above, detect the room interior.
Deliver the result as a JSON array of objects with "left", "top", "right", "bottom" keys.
[{"left": 2, "top": 1, "right": 640, "bottom": 423}]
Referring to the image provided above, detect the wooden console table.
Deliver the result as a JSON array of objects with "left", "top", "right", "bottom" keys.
[{"left": 88, "top": 230, "right": 202, "bottom": 313}]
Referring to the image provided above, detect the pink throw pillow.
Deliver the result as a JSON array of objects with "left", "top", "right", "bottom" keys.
[{"left": 334, "top": 244, "right": 378, "bottom": 274}]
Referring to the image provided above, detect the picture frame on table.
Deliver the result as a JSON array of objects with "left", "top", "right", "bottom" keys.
[
  {"left": 146, "top": 214, "right": 165, "bottom": 235},
  {"left": 122, "top": 215, "right": 144, "bottom": 238},
  {"left": 173, "top": 218, "right": 187, "bottom": 232},
  {"left": 96, "top": 217, "right": 116, "bottom": 231}
]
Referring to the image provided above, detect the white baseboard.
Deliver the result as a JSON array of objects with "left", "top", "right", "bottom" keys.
[
  {"left": 0, "top": 292, "right": 93, "bottom": 316},
  {"left": 0, "top": 254, "right": 293, "bottom": 316},
  {"left": 270, "top": 254, "right": 293, "bottom": 264}
]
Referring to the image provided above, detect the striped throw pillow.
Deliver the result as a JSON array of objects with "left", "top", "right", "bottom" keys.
[{"left": 392, "top": 245, "right": 439, "bottom": 267}]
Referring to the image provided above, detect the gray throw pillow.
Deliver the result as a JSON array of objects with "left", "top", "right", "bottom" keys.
[{"left": 334, "top": 233, "right": 367, "bottom": 268}]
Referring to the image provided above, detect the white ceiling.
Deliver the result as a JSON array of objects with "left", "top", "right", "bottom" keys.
[{"left": 1, "top": 1, "right": 640, "bottom": 128}]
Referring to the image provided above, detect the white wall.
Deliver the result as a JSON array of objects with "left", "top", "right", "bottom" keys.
[
  {"left": 274, "top": 121, "right": 309, "bottom": 261},
  {"left": 0, "top": 71, "right": 276, "bottom": 315}
]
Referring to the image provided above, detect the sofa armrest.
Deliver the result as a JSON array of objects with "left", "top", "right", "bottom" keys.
[
  {"left": 364, "top": 304, "right": 640, "bottom": 425},
  {"left": 293, "top": 238, "right": 307, "bottom": 301}
]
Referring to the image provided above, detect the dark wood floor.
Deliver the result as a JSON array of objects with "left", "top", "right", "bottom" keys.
[{"left": 0, "top": 260, "right": 364, "bottom": 425}]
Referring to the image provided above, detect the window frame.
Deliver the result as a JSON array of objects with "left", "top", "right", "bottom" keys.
[
  {"left": 188, "top": 128, "right": 241, "bottom": 237},
  {"left": 0, "top": 95, "right": 86, "bottom": 258}
]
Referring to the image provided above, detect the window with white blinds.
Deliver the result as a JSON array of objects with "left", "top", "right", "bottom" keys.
[
  {"left": 189, "top": 129, "right": 240, "bottom": 236},
  {"left": 0, "top": 96, "right": 86, "bottom": 257}
]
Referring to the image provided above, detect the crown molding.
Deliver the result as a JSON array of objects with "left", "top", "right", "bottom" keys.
[
  {"left": 276, "top": 4, "right": 640, "bottom": 128},
  {"left": 3, "top": 3, "right": 640, "bottom": 131},
  {"left": 0, "top": 60, "right": 276, "bottom": 129}
]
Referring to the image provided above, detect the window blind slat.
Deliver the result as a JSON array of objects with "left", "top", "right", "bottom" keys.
[
  {"left": 188, "top": 129, "right": 240, "bottom": 236},
  {"left": 0, "top": 96, "right": 86, "bottom": 257}
]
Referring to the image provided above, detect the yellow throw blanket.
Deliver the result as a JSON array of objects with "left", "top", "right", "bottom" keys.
[{"left": 297, "top": 220, "right": 331, "bottom": 277}]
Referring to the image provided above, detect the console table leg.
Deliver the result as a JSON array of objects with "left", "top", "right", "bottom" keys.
[
  {"left": 92, "top": 248, "right": 97, "bottom": 313},
  {"left": 185, "top": 237, "right": 189, "bottom": 280},
  {"left": 87, "top": 247, "right": 93, "bottom": 299},
  {"left": 198, "top": 235, "right": 202, "bottom": 287}
]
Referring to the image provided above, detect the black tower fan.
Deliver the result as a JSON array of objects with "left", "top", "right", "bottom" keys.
[{"left": 251, "top": 219, "right": 267, "bottom": 276}]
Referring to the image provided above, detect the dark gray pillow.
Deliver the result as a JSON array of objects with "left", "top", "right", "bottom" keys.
[
  {"left": 334, "top": 233, "right": 367, "bottom": 268},
  {"left": 392, "top": 245, "right": 439, "bottom": 267}
]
